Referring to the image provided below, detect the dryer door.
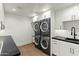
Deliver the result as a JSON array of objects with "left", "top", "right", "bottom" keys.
[
  {"left": 40, "top": 21, "right": 48, "bottom": 32},
  {"left": 33, "top": 23, "right": 39, "bottom": 32}
]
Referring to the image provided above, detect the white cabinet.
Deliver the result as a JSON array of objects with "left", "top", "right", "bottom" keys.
[
  {"left": 59, "top": 41, "right": 70, "bottom": 56},
  {"left": 52, "top": 39, "right": 68, "bottom": 56},
  {"left": 73, "top": 5, "right": 79, "bottom": 20},
  {"left": 60, "top": 42, "right": 75, "bottom": 56},
  {"left": 62, "top": 16, "right": 73, "bottom": 22},
  {"left": 52, "top": 39, "right": 60, "bottom": 55},
  {"left": 52, "top": 39, "right": 79, "bottom": 56},
  {"left": 68, "top": 43, "right": 79, "bottom": 56},
  {"left": 62, "top": 5, "right": 79, "bottom": 22}
]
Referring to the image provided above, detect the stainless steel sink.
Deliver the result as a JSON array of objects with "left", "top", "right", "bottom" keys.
[{"left": 0, "top": 41, "right": 3, "bottom": 54}]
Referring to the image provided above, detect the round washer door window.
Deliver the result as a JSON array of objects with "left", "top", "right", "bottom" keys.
[
  {"left": 33, "top": 23, "right": 39, "bottom": 32},
  {"left": 40, "top": 21, "right": 48, "bottom": 32},
  {"left": 35, "top": 37, "right": 39, "bottom": 45},
  {"left": 41, "top": 39, "right": 48, "bottom": 49}
]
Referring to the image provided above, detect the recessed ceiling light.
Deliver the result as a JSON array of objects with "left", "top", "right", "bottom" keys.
[
  {"left": 42, "top": 8, "right": 50, "bottom": 12},
  {"left": 42, "top": 9, "right": 47, "bottom": 12},
  {"left": 12, "top": 8, "right": 16, "bottom": 11},
  {"left": 32, "top": 13, "right": 37, "bottom": 17}
]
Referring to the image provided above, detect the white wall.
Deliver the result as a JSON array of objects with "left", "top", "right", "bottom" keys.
[
  {"left": 0, "top": 3, "right": 4, "bottom": 30},
  {"left": 0, "top": 3, "right": 4, "bottom": 22},
  {"left": 4, "top": 13, "right": 33, "bottom": 46}
]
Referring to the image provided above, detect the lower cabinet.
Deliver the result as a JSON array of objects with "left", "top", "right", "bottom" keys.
[
  {"left": 59, "top": 41, "right": 70, "bottom": 56},
  {"left": 69, "top": 43, "right": 79, "bottom": 56},
  {"left": 52, "top": 39, "right": 79, "bottom": 56},
  {"left": 52, "top": 39, "right": 60, "bottom": 55}
]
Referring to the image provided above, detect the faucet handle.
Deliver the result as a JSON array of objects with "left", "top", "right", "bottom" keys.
[{"left": 75, "top": 33, "right": 77, "bottom": 36}]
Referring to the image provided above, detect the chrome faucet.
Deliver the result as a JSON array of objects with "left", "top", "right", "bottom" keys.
[{"left": 71, "top": 27, "right": 77, "bottom": 39}]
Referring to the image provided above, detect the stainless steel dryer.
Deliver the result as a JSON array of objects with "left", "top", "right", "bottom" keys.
[
  {"left": 33, "top": 21, "right": 40, "bottom": 35},
  {"left": 40, "top": 36, "right": 50, "bottom": 55},
  {"left": 40, "top": 18, "right": 50, "bottom": 36}
]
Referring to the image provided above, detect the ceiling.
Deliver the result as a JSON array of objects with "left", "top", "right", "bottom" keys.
[{"left": 3, "top": 3, "right": 76, "bottom": 18}]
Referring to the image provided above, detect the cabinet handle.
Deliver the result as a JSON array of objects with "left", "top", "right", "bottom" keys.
[
  {"left": 72, "top": 15, "right": 75, "bottom": 21},
  {"left": 70, "top": 48, "right": 71, "bottom": 53},
  {"left": 72, "top": 15, "right": 73, "bottom": 20},
  {"left": 73, "top": 15, "right": 75, "bottom": 21},
  {"left": 73, "top": 49, "right": 74, "bottom": 54}
]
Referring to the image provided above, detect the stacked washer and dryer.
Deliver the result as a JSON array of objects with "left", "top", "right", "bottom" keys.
[
  {"left": 40, "top": 18, "right": 50, "bottom": 55},
  {"left": 33, "top": 18, "right": 51, "bottom": 55},
  {"left": 33, "top": 21, "right": 41, "bottom": 49}
]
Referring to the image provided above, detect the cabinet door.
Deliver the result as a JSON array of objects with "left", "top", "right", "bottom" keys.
[
  {"left": 71, "top": 44, "right": 79, "bottom": 56},
  {"left": 59, "top": 41, "right": 77, "bottom": 56},
  {"left": 62, "top": 16, "right": 72, "bottom": 22},
  {"left": 64, "top": 42, "right": 79, "bottom": 56},
  {"left": 59, "top": 41, "right": 70, "bottom": 56},
  {"left": 52, "top": 39, "right": 60, "bottom": 56},
  {"left": 52, "top": 39, "right": 72, "bottom": 56},
  {"left": 63, "top": 42, "right": 75, "bottom": 56},
  {"left": 73, "top": 5, "right": 79, "bottom": 20},
  {"left": 75, "top": 47, "right": 79, "bottom": 56},
  {"left": 75, "top": 15, "right": 79, "bottom": 20}
]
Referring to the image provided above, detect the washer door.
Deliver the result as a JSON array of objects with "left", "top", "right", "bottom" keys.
[
  {"left": 40, "top": 21, "right": 48, "bottom": 32},
  {"left": 34, "top": 36, "right": 40, "bottom": 45},
  {"left": 33, "top": 23, "right": 39, "bottom": 32},
  {"left": 40, "top": 39, "right": 48, "bottom": 50}
]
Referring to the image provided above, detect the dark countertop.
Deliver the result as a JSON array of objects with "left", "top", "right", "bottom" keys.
[{"left": 52, "top": 36, "right": 79, "bottom": 44}]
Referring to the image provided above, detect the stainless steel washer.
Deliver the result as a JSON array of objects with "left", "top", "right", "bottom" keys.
[{"left": 34, "top": 35, "right": 41, "bottom": 49}]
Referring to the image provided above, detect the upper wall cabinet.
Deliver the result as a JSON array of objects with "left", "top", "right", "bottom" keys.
[
  {"left": 62, "top": 5, "right": 79, "bottom": 21},
  {"left": 73, "top": 5, "right": 79, "bottom": 20},
  {"left": 55, "top": 7, "right": 73, "bottom": 21},
  {"left": 55, "top": 7, "right": 74, "bottom": 30}
]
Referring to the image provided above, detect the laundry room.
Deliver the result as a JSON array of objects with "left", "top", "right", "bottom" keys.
[{"left": 1, "top": 3, "right": 79, "bottom": 56}]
